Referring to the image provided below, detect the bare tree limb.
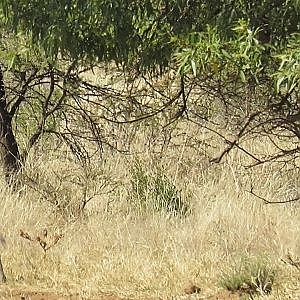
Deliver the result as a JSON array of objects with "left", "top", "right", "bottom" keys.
[{"left": 247, "top": 187, "right": 300, "bottom": 204}]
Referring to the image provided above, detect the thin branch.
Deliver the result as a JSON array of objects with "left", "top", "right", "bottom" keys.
[
  {"left": 247, "top": 146, "right": 300, "bottom": 168},
  {"left": 209, "top": 111, "right": 261, "bottom": 163},
  {"left": 9, "top": 68, "right": 38, "bottom": 117},
  {"left": 247, "top": 187, "right": 300, "bottom": 204}
]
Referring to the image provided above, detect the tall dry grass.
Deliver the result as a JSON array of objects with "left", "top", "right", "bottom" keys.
[{"left": 0, "top": 122, "right": 299, "bottom": 299}]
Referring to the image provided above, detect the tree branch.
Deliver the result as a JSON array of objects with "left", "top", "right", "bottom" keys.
[
  {"left": 247, "top": 187, "right": 300, "bottom": 204},
  {"left": 9, "top": 68, "right": 38, "bottom": 117}
]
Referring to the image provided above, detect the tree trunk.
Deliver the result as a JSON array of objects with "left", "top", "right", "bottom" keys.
[{"left": 0, "top": 66, "right": 21, "bottom": 182}]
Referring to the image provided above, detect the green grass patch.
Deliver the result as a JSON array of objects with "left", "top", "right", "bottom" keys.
[
  {"left": 220, "top": 256, "right": 276, "bottom": 296},
  {"left": 129, "top": 160, "right": 189, "bottom": 216}
]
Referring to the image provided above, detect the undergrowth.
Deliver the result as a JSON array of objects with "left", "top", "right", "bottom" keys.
[
  {"left": 220, "top": 256, "right": 276, "bottom": 296},
  {"left": 129, "top": 160, "right": 189, "bottom": 216}
]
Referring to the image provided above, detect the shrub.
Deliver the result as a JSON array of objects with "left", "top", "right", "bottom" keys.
[
  {"left": 129, "top": 161, "right": 189, "bottom": 216},
  {"left": 220, "top": 256, "right": 276, "bottom": 296}
]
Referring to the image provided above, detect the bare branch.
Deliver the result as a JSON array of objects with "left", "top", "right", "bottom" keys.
[
  {"left": 9, "top": 68, "right": 38, "bottom": 117},
  {"left": 247, "top": 187, "right": 300, "bottom": 204}
]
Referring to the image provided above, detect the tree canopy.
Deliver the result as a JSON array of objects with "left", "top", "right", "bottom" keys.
[
  {"left": 1, "top": 0, "right": 300, "bottom": 92},
  {"left": 0, "top": 0, "right": 299, "bottom": 180}
]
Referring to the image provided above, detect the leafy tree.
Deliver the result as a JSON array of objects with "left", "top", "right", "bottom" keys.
[
  {"left": 174, "top": 1, "right": 300, "bottom": 166},
  {"left": 0, "top": 0, "right": 178, "bottom": 181},
  {"left": 0, "top": 0, "right": 299, "bottom": 181}
]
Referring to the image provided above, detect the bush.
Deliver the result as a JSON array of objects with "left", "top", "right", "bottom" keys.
[
  {"left": 220, "top": 256, "right": 276, "bottom": 296},
  {"left": 129, "top": 161, "right": 189, "bottom": 216}
]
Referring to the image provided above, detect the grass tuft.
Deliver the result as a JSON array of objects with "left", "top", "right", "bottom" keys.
[
  {"left": 129, "top": 160, "right": 189, "bottom": 216},
  {"left": 220, "top": 256, "right": 276, "bottom": 296}
]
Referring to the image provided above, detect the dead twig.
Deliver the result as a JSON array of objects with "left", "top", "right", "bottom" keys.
[
  {"left": 281, "top": 253, "right": 300, "bottom": 270},
  {"left": 247, "top": 187, "right": 300, "bottom": 204}
]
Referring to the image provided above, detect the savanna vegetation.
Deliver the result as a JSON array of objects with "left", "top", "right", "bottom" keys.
[{"left": 0, "top": 1, "right": 299, "bottom": 299}]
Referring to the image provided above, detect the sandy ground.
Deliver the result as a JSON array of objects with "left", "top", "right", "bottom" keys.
[
  {"left": 0, "top": 290, "right": 121, "bottom": 300},
  {"left": 0, "top": 287, "right": 243, "bottom": 300}
]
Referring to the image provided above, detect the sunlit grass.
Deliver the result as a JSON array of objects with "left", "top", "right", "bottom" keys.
[{"left": 0, "top": 124, "right": 299, "bottom": 299}]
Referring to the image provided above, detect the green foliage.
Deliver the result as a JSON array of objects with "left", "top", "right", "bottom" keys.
[
  {"left": 0, "top": 18, "right": 50, "bottom": 72},
  {"left": 231, "top": 20, "right": 266, "bottom": 83},
  {"left": 1, "top": 0, "right": 300, "bottom": 86},
  {"left": 220, "top": 256, "right": 276, "bottom": 296},
  {"left": 0, "top": 0, "right": 177, "bottom": 70},
  {"left": 0, "top": 0, "right": 299, "bottom": 171},
  {"left": 130, "top": 161, "right": 188, "bottom": 215},
  {"left": 176, "top": 26, "right": 223, "bottom": 76},
  {"left": 176, "top": 20, "right": 267, "bottom": 83},
  {"left": 274, "top": 34, "right": 300, "bottom": 93}
]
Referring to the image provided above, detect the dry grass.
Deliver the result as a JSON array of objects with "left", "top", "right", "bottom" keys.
[{"left": 0, "top": 123, "right": 299, "bottom": 299}]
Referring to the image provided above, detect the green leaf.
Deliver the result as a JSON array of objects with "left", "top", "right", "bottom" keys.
[
  {"left": 190, "top": 59, "right": 197, "bottom": 76},
  {"left": 221, "top": 49, "right": 231, "bottom": 59},
  {"left": 276, "top": 76, "right": 285, "bottom": 93},
  {"left": 239, "top": 70, "right": 246, "bottom": 82}
]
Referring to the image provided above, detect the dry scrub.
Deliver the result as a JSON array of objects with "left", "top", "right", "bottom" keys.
[{"left": 0, "top": 124, "right": 299, "bottom": 299}]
